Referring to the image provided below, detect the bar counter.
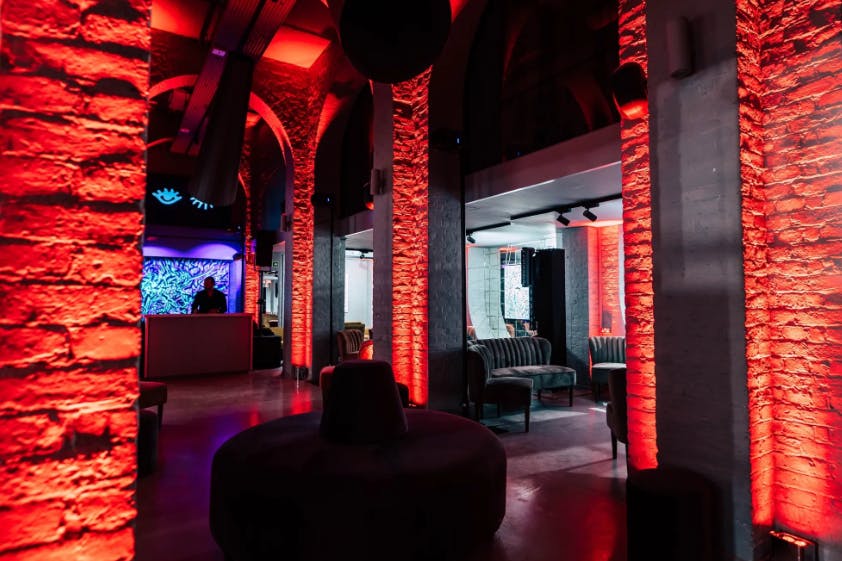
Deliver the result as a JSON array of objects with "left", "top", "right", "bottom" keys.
[{"left": 144, "top": 313, "right": 253, "bottom": 378}]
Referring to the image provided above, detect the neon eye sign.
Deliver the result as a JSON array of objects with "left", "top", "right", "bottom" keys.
[
  {"left": 152, "top": 188, "right": 182, "bottom": 205},
  {"left": 190, "top": 197, "right": 214, "bottom": 210},
  {"left": 151, "top": 188, "right": 214, "bottom": 211}
]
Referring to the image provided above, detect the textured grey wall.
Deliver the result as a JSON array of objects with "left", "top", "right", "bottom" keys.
[
  {"left": 647, "top": 0, "right": 752, "bottom": 558},
  {"left": 562, "top": 227, "right": 591, "bottom": 388}
]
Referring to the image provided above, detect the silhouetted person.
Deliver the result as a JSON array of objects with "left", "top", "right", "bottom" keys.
[{"left": 191, "top": 276, "right": 227, "bottom": 314}]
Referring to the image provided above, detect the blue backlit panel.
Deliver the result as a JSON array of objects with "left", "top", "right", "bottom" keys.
[{"left": 142, "top": 258, "right": 230, "bottom": 315}]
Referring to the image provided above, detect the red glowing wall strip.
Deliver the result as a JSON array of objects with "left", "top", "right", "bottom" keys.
[
  {"left": 0, "top": 0, "right": 149, "bottom": 557},
  {"left": 290, "top": 156, "right": 315, "bottom": 369},
  {"left": 599, "top": 225, "right": 624, "bottom": 336},
  {"left": 390, "top": 70, "right": 431, "bottom": 406},
  {"left": 240, "top": 169, "right": 259, "bottom": 320},
  {"left": 752, "top": 0, "right": 842, "bottom": 539},
  {"left": 587, "top": 228, "right": 601, "bottom": 337},
  {"left": 736, "top": 0, "right": 774, "bottom": 528},
  {"left": 618, "top": 0, "right": 657, "bottom": 470}
]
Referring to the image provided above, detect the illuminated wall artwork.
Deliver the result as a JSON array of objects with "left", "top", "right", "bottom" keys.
[
  {"left": 141, "top": 258, "right": 231, "bottom": 315},
  {"left": 502, "top": 264, "right": 530, "bottom": 320},
  {"left": 618, "top": 0, "right": 657, "bottom": 470},
  {"left": 391, "top": 71, "right": 431, "bottom": 406}
]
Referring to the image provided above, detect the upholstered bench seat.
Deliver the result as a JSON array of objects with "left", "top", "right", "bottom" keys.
[
  {"left": 489, "top": 363, "right": 575, "bottom": 390},
  {"left": 211, "top": 360, "right": 506, "bottom": 561},
  {"left": 467, "top": 337, "right": 577, "bottom": 409}
]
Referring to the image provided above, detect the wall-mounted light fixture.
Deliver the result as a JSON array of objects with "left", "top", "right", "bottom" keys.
[
  {"left": 369, "top": 168, "right": 385, "bottom": 197},
  {"left": 281, "top": 212, "right": 293, "bottom": 232},
  {"left": 770, "top": 530, "right": 816, "bottom": 561},
  {"left": 610, "top": 62, "right": 648, "bottom": 119},
  {"left": 666, "top": 16, "right": 693, "bottom": 79}
]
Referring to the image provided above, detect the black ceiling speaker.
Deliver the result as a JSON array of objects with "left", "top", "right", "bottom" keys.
[
  {"left": 609, "top": 62, "right": 648, "bottom": 120},
  {"left": 187, "top": 54, "right": 254, "bottom": 206},
  {"left": 330, "top": 0, "right": 451, "bottom": 84}
]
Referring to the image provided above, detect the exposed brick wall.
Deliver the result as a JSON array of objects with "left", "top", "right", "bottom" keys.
[
  {"left": 587, "top": 227, "right": 601, "bottom": 337},
  {"left": 736, "top": 0, "right": 775, "bottom": 541},
  {"left": 597, "top": 225, "right": 625, "bottom": 337},
  {"left": 741, "top": 0, "right": 842, "bottom": 551},
  {"left": 0, "top": 0, "right": 149, "bottom": 558},
  {"left": 253, "top": 51, "right": 336, "bottom": 372},
  {"left": 391, "top": 70, "right": 431, "bottom": 406},
  {"left": 238, "top": 133, "right": 258, "bottom": 320},
  {"left": 618, "top": 0, "right": 657, "bottom": 470}
]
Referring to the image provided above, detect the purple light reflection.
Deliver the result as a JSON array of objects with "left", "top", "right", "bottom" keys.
[{"left": 142, "top": 235, "right": 244, "bottom": 314}]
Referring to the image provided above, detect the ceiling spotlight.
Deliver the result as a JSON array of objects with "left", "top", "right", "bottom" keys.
[
  {"left": 556, "top": 212, "right": 570, "bottom": 226},
  {"left": 466, "top": 233, "right": 476, "bottom": 244},
  {"left": 583, "top": 208, "right": 598, "bottom": 222}
]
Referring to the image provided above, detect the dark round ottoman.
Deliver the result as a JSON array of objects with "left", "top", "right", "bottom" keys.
[{"left": 210, "top": 409, "right": 506, "bottom": 561}]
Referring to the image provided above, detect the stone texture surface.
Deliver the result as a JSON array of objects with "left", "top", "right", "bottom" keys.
[
  {"left": 390, "top": 70, "right": 432, "bottom": 406},
  {"left": 740, "top": 0, "right": 842, "bottom": 557},
  {"left": 563, "top": 228, "right": 592, "bottom": 386},
  {"left": 0, "top": 0, "right": 149, "bottom": 558},
  {"left": 618, "top": 0, "right": 657, "bottom": 471}
]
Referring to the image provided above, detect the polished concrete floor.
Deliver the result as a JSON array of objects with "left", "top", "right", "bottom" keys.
[{"left": 135, "top": 369, "right": 627, "bottom": 561}]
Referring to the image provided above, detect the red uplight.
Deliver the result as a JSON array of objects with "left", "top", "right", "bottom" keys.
[{"left": 618, "top": 98, "right": 648, "bottom": 120}]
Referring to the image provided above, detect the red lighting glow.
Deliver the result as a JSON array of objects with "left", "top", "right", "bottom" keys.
[
  {"left": 739, "top": 0, "right": 842, "bottom": 542},
  {"left": 263, "top": 26, "right": 332, "bottom": 69},
  {"left": 618, "top": 0, "right": 657, "bottom": 471},
  {"left": 1, "top": 0, "right": 150, "bottom": 557},
  {"left": 736, "top": 0, "right": 774, "bottom": 529},
  {"left": 290, "top": 161, "right": 315, "bottom": 370},
  {"left": 616, "top": 98, "right": 648, "bottom": 120},
  {"left": 390, "top": 71, "right": 431, "bottom": 406}
]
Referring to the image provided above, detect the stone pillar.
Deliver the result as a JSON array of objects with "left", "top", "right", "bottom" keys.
[
  {"left": 562, "top": 227, "right": 593, "bottom": 386},
  {"left": 371, "top": 83, "right": 395, "bottom": 380},
  {"left": 390, "top": 71, "right": 431, "bottom": 406},
  {"left": 0, "top": 0, "right": 150, "bottom": 557},
  {"left": 646, "top": 0, "right": 751, "bottom": 556}
]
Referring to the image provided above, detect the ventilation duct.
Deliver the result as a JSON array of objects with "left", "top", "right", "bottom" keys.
[{"left": 187, "top": 54, "right": 254, "bottom": 207}]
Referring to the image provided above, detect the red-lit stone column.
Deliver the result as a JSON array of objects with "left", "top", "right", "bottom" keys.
[
  {"left": 239, "top": 137, "right": 259, "bottom": 320},
  {"left": 391, "top": 70, "right": 431, "bottom": 406},
  {"left": 737, "top": 0, "right": 774, "bottom": 533},
  {"left": 599, "top": 225, "right": 625, "bottom": 336},
  {"left": 0, "top": 0, "right": 149, "bottom": 558},
  {"left": 587, "top": 227, "right": 601, "bottom": 337},
  {"left": 618, "top": 0, "right": 657, "bottom": 470},
  {"left": 742, "top": 0, "right": 842, "bottom": 547}
]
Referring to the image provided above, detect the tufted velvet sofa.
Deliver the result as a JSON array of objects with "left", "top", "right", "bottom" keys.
[{"left": 467, "top": 337, "right": 577, "bottom": 409}]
